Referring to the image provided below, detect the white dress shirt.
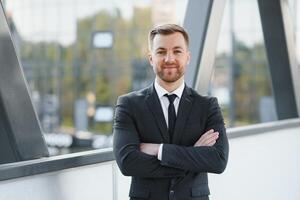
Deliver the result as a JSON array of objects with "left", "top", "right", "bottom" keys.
[{"left": 154, "top": 78, "right": 185, "bottom": 160}]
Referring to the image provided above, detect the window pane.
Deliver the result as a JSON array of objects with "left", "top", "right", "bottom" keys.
[
  {"left": 211, "top": 0, "right": 276, "bottom": 127},
  {"left": 4, "top": 0, "right": 188, "bottom": 155}
]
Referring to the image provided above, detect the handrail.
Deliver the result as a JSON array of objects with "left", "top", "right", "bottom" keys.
[
  {"left": 0, "top": 118, "right": 299, "bottom": 181},
  {"left": 0, "top": 148, "right": 114, "bottom": 181},
  {"left": 227, "top": 118, "right": 300, "bottom": 139}
]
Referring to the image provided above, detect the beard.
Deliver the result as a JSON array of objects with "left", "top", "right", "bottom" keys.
[{"left": 156, "top": 65, "right": 184, "bottom": 83}]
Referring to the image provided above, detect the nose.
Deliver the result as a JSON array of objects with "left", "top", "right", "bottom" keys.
[{"left": 164, "top": 52, "right": 175, "bottom": 63}]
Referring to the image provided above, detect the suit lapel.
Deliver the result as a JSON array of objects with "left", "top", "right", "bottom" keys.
[
  {"left": 172, "top": 86, "right": 194, "bottom": 144},
  {"left": 145, "top": 85, "right": 170, "bottom": 143}
]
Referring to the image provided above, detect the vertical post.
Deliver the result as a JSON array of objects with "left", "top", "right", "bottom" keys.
[
  {"left": 0, "top": 2, "right": 49, "bottom": 163},
  {"left": 258, "top": 0, "right": 300, "bottom": 119},
  {"left": 229, "top": 0, "right": 236, "bottom": 127},
  {"left": 183, "top": 0, "right": 227, "bottom": 94}
]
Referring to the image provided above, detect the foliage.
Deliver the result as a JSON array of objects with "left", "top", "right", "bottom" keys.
[
  {"left": 215, "top": 41, "right": 272, "bottom": 126},
  {"left": 20, "top": 6, "right": 152, "bottom": 134}
]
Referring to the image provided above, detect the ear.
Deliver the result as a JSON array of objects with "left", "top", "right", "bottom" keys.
[
  {"left": 148, "top": 52, "right": 154, "bottom": 66},
  {"left": 187, "top": 51, "right": 191, "bottom": 65}
]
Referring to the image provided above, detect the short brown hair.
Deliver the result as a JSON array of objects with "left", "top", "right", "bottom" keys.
[{"left": 148, "top": 24, "right": 189, "bottom": 50}]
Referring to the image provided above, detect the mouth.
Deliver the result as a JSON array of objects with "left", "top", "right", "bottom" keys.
[{"left": 163, "top": 65, "right": 178, "bottom": 69}]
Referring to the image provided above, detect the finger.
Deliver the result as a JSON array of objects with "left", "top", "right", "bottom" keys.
[
  {"left": 194, "top": 134, "right": 217, "bottom": 147},
  {"left": 206, "top": 140, "right": 216, "bottom": 146},
  {"left": 195, "top": 138, "right": 215, "bottom": 147},
  {"left": 201, "top": 132, "right": 219, "bottom": 144},
  {"left": 197, "top": 129, "right": 214, "bottom": 143},
  {"left": 201, "top": 132, "right": 219, "bottom": 146},
  {"left": 203, "top": 129, "right": 214, "bottom": 136},
  {"left": 195, "top": 130, "right": 217, "bottom": 146},
  {"left": 204, "top": 133, "right": 219, "bottom": 146}
]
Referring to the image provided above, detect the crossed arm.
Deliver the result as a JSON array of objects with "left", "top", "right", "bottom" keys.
[
  {"left": 140, "top": 129, "right": 219, "bottom": 156},
  {"left": 113, "top": 96, "right": 229, "bottom": 178}
]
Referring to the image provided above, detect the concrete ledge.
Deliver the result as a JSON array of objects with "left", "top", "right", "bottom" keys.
[{"left": 0, "top": 148, "right": 114, "bottom": 181}]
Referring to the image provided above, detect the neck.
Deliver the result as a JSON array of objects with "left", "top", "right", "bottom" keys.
[{"left": 157, "top": 77, "right": 184, "bottom": 93}]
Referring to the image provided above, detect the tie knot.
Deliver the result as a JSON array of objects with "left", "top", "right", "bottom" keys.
[{"left": 165, "top": 94, "right": 177, "bottom": 104}]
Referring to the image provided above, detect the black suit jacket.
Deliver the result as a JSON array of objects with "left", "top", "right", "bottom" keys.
[{"left": 113, "top": 84, "right": 229, "bottom": 200}]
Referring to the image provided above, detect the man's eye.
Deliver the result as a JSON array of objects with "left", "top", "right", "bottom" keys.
[
  {"left": 174, "top": 50, "right": 182, "bottom": 54},
  {"left": 156, "top": 51, "right": 165, "bottom": 55}
]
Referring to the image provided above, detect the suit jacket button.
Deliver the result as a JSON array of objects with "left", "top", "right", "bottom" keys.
[{"left": 170, "top": 190, "right": 174, "bottom": 195}]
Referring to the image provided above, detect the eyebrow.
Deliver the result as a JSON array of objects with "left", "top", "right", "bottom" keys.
[
  {"left": 155, "top": 46, "right": 184, "bottom": 51},
  {"left": 173, "top": 46, "right": 184, "bottom": 50}
]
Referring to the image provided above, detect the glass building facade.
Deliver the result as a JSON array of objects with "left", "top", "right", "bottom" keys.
[{"left": 3, "top": 0, "right": 300, "bottom": 155}]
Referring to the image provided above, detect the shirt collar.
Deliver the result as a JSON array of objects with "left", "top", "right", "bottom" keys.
[{"left": 154, "top": 78, "right": 185, "bottom": 99}]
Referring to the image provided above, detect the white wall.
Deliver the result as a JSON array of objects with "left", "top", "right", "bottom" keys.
[
  {"left": 0, "top": 162, "right": 115, "bottom": 200},
  {"left": 209, "top": 127, "right": 300, "bottom": 200}
]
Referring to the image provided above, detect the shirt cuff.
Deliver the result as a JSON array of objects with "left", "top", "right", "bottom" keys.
[{"left": 157, "top": 144, "right": 163, "bottom": 160}]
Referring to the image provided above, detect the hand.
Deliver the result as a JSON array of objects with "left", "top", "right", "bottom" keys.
[
  {"left": 140, "top": 143, "right": 160, "bottom": 156},
  {"left": 194, "top": 129, "right": 219, "bottom": 147}
]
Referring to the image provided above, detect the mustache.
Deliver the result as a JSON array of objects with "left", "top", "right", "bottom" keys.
[{"left": 162, "top": 64, "right": 178, "bottom": 68}]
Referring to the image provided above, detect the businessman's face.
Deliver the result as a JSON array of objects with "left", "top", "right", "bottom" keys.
[{"left": 148, "top": 32, "right": 190, "bottom": 84}]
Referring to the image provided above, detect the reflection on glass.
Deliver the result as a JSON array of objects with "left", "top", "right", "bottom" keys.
[
  {"left": 4, "top": 0, "right": 188, "bottom": 155},
  {"left": 211, "top": 0, "right": 276, "bottom": 127}
]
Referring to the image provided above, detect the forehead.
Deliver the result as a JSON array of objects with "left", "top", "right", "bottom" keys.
[{"left": 152, "top": 32, "right": 187, "bottom": 50}]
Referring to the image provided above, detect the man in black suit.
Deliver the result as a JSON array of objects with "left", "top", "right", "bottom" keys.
[{"left": 113, "top": 24, "right": 229, "bottom": 200}]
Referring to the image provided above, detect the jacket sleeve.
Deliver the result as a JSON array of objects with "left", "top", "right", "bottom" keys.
[
  {"left": 113, "top": 95, "right": 186, "bottom": 178},
  {"left": 160, "top": 97, "right": 229, "bottom": 174}
]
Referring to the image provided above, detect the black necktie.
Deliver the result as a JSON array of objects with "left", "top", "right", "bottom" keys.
[{"left": 165, "top": 94, "right": 177, "bottom": 141}]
